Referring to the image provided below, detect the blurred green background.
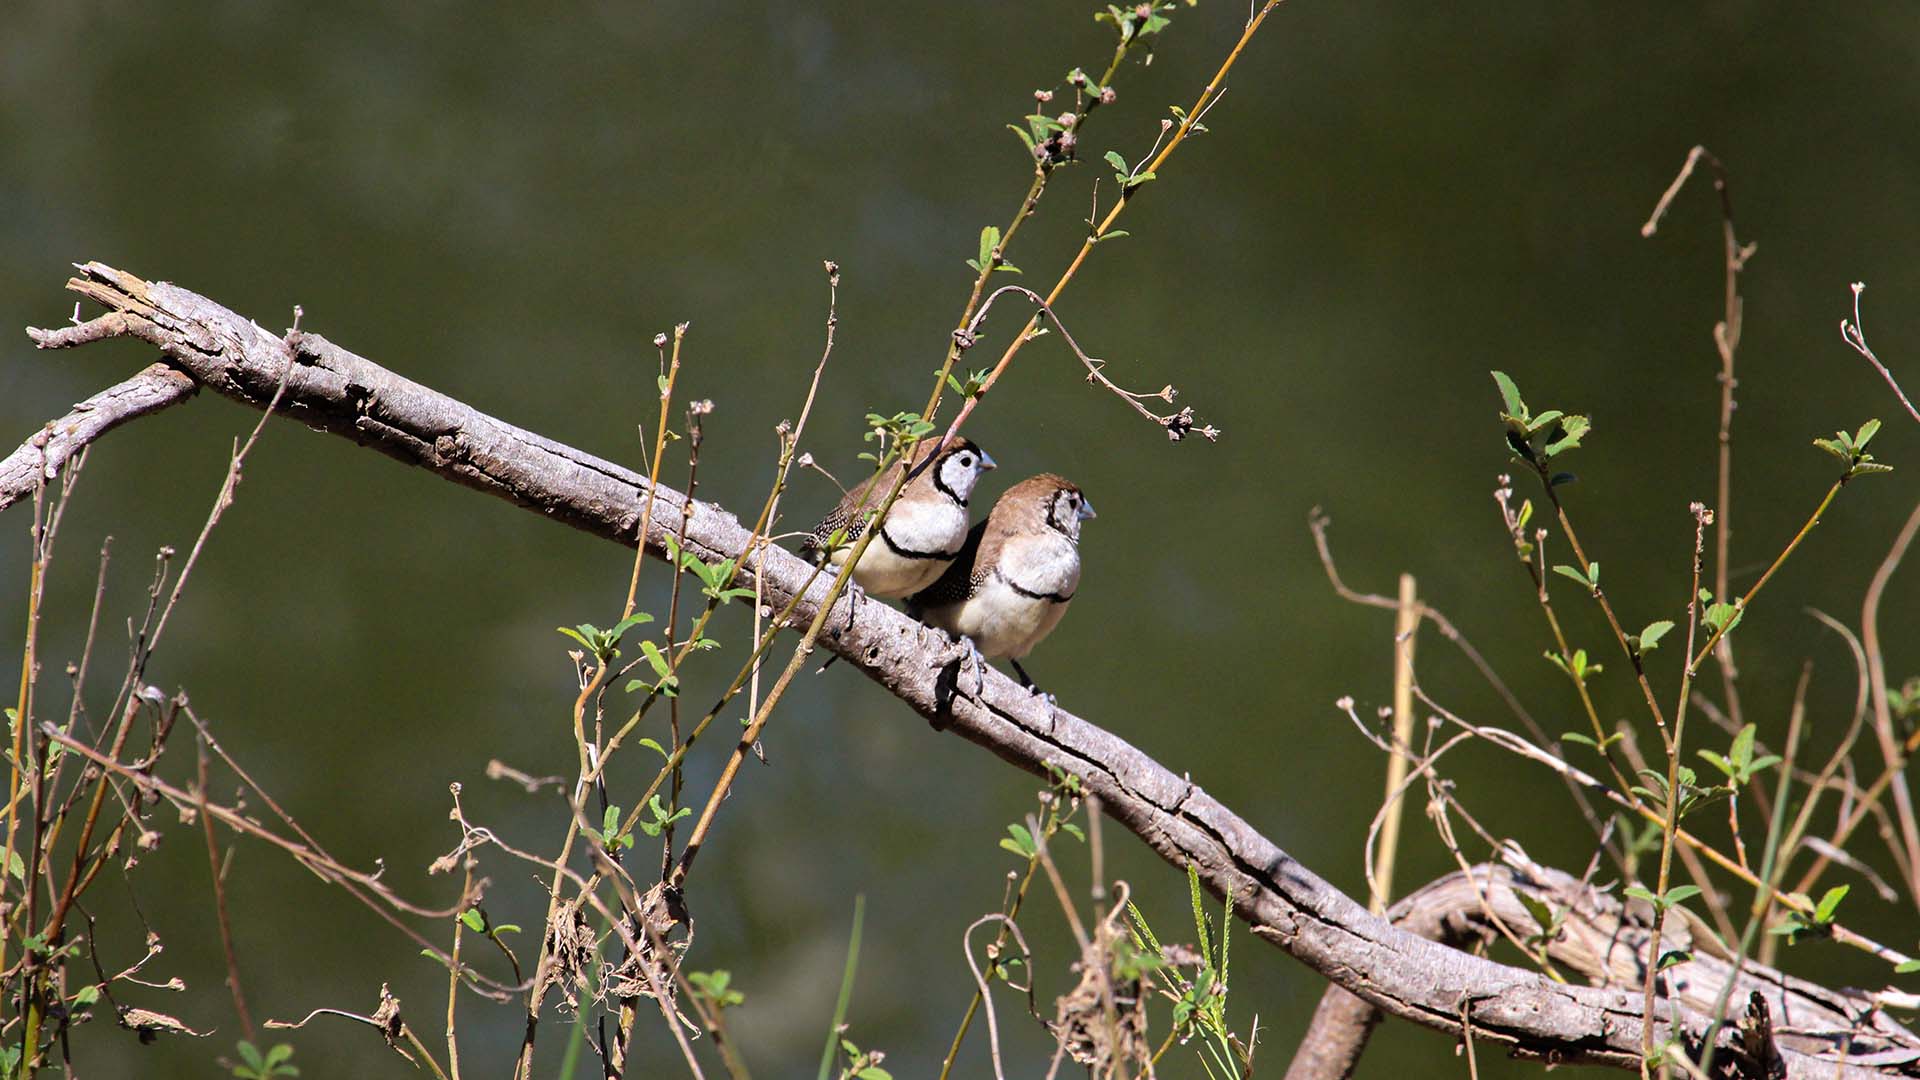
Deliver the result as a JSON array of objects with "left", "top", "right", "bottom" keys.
[{"left": 5, "top": 2, "right": 1920, "bottom": 1076}]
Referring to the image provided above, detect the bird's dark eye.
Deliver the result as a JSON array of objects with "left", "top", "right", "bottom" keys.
[{"left": 957, "top": 453, "right": 973, "bottom": 467}]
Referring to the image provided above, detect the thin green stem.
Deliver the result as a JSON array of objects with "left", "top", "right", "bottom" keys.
[{"left": 1688, "top": 477, "right": 1846, "bottom": 675}]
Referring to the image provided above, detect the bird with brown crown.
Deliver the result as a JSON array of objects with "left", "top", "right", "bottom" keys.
[
  {"left": 800, "top": 437, "right": 995, "bottom": 598},
  {"left": 909, "top": 473, "right": 1095, "bottom": 695}
]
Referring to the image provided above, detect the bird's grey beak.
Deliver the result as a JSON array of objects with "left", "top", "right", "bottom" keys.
[
  {"left": 978, "top": 449, "right": 997, "bottom": 470},
  {"left": 1078, "top": 498, "right": 1097, "bottom": 521}
]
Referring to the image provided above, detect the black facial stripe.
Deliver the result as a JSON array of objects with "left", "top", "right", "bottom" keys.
[
  {"left": 880, "top": 526, "right": 962, "bottom": 561},
  {"left": 994, "top": 567, "right": 1074, "bottom": 604},
  {"left": 930, "top": 453, "right": 968, "bottom": 505}
]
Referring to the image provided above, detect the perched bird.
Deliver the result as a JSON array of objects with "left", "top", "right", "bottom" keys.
[
  {"left": 909, "top": 473, "right": 1095, "bottom": 693},
  {"left": 800, "top": 437, "right": 995, "bottom": 598}
]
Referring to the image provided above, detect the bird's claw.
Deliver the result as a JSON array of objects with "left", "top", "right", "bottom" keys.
[{"left": 965, "top": 638, "right": 987, "bottom": 698}]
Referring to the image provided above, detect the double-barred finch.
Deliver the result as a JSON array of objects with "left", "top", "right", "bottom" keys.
[
  {"left": 799, "top": 437, "right": 995, "bottom": 599},
  {"left": 908, "top": 473, "right": 1095, "bottom": 693}
]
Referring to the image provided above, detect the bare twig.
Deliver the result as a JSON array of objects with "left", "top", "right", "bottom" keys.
[{"left": 19, "top": 265, "right": 1918, "bottom": 1075}]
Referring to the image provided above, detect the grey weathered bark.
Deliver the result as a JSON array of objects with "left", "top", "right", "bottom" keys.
[
  {"left": 14, "top": 263, "right": 1920, "bottom": 1077},
  {"left": 1285, "top": 855, "right": 1920, "bottom": 1078},
  {"left": 0, "top": 360, "right": 195, "bottom": 511}
]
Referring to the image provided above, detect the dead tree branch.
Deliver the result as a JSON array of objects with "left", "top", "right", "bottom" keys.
[
  {"left": 1287, "top": 854, "right": 1920, "bottom": 1078},
  {"left": 13, "top": 263, "right": 1919, "bottom": 1076},
  {"left": 0, "top": 361, "right": 195, "bottom": 511}
]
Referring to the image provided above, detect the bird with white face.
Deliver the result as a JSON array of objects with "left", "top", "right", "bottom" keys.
[
  {"left": 909, "top": 473, "right": 1095, "bottom": 694},
  {"left": 800, "top": 438, "right": 996, "bottom": 598}
]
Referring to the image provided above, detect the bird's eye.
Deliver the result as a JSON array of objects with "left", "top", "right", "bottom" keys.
[{"left": 957, "top": 453, "right": 973, "bottom": 467}]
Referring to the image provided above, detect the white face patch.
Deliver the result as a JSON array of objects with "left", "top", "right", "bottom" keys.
[
  {"left": 1049, "top": 491, "right": 1084, "bottom": 542},
  {"left": 938, "top": 450, "right": 988, "bottom": 502}
]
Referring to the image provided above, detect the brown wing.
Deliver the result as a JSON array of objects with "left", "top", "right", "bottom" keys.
[
  {"left": 800, "top": 440, "right": 967, "bottom": 560},
  {"left": 800, "top": 462, "right": 899, "bottom": 560}
]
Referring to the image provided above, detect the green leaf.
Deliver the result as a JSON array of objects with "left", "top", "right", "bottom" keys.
[
  {"left": 1543, "top": 414, "right": 1591, "bottom": 456},
  {"left": 1007, "top": 123, "right": 1036, "bottom": 153},
  {"left": 1896, "top": 959, "right": 1920, "bottom": 974},
  {"left": 1516, "top": 892, "right": 1556, "bottom": 936},
  {"left": 1656, "top": 949, "right": 1692, "bottom": 972},
  {"left": 857, "top": 1068, "right": 894, "bottom": 1080},
  {"left": 1730, "top": 724, "right": 1756, "bottom": 771},
  {"left": 1000, "top": 823, "right": 1036, "bottom": 858},
  {"left": 1491, "top": 371, "right": 1527, "bottom": 420},
  {"left": 1703, "top": 601, "right": 1743, "bottom": 635},
  {"left": 1638, "top": 620, "right": 1675, "bottom": 652},
  {"left": 1856, "top": 418, "right": 1883, "bottom": 449},
  {"left": 640, "top": 640, "right": 673, "bottom": 680},
  {"left": 977, "top": 225, "right": 1001, "bottom": 272},
  {"left": 1697, "top": 750, "right": 1734, "bottom": 780},
  {"left": 1552, "top": 564, "right": 1589, "bottom": 587},
  {"left": 638, "top": 737, "right": 670, "bottom": 760},
  {"left": 1813, "top": 436, "right": 1850, "bottom": 462},
  {"left": 73, "top": 984, "right": 100, "bottom": 1007},
  {"left": 1104, "top": 150, "right": 1128, "bottom": 174},
  {"left": 1561, "top": 732, "right": 1598, "bottom": 750},
  {"left": 1814, "top": 884, "right": 1849, "bottom": 923},
  {"left": 460, "top": 909, "right": 486, "bottom": 933},
  {"left": 1665, "top": 884, "right": 1703, "bottom": 907}
]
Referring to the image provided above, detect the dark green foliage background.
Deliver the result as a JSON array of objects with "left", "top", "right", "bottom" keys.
[{"left": 3, "top": 2, "right": 1918, "bottom": 1076}]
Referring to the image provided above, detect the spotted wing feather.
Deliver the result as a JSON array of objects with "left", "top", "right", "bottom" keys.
[
  {"left": 907, "top": 518, "right": 999, "bottom": 611},
  {"left": 799, "top": 466, "right": 894, "bottom": 561}
]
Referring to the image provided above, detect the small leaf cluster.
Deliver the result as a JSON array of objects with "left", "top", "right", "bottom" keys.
[
  {"left": 1627, "top": 619, "right": 1674, "bottom": 661},
  {"left": 1010, "top": 104, "right": 1081, "bottom": 165},
  {"left": 231, "top": 1042, "right": 299, "bottom": 1080},
  {"left": 1544, "top": 647, "right": 1602, "bottom": 684},
  {"left": 458, "top": 906, "right": 521, "bottom": 942},
  {"left": 1695, "top": 724, "right": 1781, "bottom": 791},
  {"left": 1622, "top": 882, "right": 1702, "bottom": 917},
  {"left": 556, "top": 613, "right": 654, "bottom": 664},
  {"left": 1886, "top": 676, "right": 1920, "bottom": 727},
  {"left": 943, "top": 365, "right": 991, "bottom": 401},
  {"left": 1770, "top": 884, "right": 1850, "bottom": 945},
  {"left": 1631, "top": 765, "right": 1721, "bottom": 821},
  {"left": 687, "top": 969, "right": 745, "bottom": 1009},
  {"left": 1094, "top": 1, "right": 1190, "bottom": 46},
  {"left": 1813, "top": 419, "right": 1893, "bottom": 479},
  {"left": 860, "top": 411, "right": 935, "bottom": 463},
  {"left": 834, "top": 1036, "right": 892, "bottom": 1080},
  {"left": 965, "top": 225, "right": 1021, "bottom": 277},
  {"left": 1551, "top": 560, "right": 1600, "bottom": 596},
  {"left": 997, "top": 766, "right": 1087, "bottom": 861},
  {"left": 1167, "top": 103, "right": 1207, "bottom": 135},
  {"left": 1103, "top": 150, "right": 1157, "bottom": 191},
  {"left": 1697, "top": 588, "right": 1744, "bottom": 638},
  {"left": 1492, "top": 371, "right": 1591, "bottom": 479},
  {"left": 664, "top": 536, "right": 757, "bottom": 606}
]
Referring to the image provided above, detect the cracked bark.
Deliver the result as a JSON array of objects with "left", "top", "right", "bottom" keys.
[{"left": 13, "top": 263, "right": 1919, "bottom": 1077}]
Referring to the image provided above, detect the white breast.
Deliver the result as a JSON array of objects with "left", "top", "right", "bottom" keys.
[
  {"left": 830, "top": 497, "right": 968, "bottom": 599},
  {"left": 934, "top": 533, "right": 1080, "bottom": 659}
]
